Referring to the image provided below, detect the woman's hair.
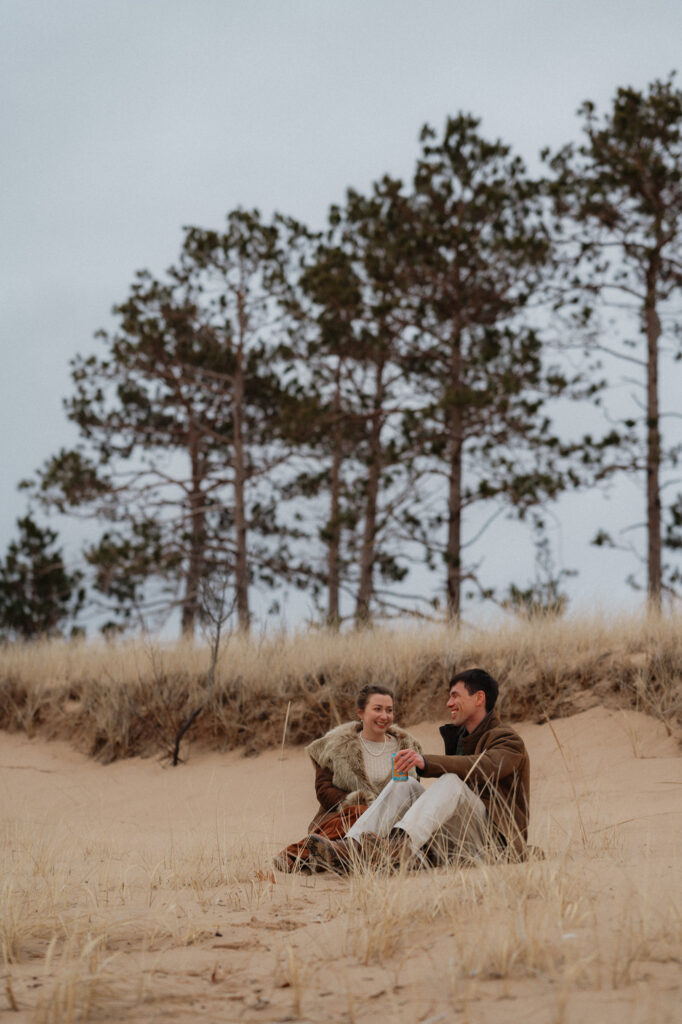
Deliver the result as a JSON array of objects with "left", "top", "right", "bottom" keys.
[{"left": 356, "top": 684, "right": 394, "bottom": 711}]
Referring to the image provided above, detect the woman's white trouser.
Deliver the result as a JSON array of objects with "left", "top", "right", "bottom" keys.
[{"left": 346, "top": 776, "right": 489, "bottom": 860}]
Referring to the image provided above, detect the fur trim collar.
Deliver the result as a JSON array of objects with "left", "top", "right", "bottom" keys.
[{"left": 306, "top": 721, "right": 422, "bottom": 799}]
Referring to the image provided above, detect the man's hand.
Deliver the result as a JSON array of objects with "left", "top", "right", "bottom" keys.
[{"left": 392, "top": 749, "right": 425, "bottom": 773}]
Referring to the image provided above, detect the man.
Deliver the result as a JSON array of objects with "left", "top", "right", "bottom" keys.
[{"left": 306, "top": 668, "right": 530, "bottom": 872}]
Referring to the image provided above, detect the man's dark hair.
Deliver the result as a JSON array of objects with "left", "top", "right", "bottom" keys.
[
  {"left": 450, "top": 669, "right": 499, "bottom": 713},
  {"left": 356, "top": 684, "right": 394, "bottom": 711}
]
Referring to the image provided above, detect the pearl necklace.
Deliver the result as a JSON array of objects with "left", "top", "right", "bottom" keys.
[{"left": 359, "top": 733, "right": 389, "bottom": 756}]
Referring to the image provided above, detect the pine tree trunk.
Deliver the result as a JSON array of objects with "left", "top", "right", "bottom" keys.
[
  {"left": 181, "top": 427, "right": 205, "bottom": 636},
  {"left": 645, "top": 257, "right": 662, "bottom": 609},
  {"left": 355, "top": 358, "right": 385, "bottom": 626},
  {"left": 326, "top": 364, "right": 342, "bottom": 627},
  {"left": 445, "top": 336, "right": 463, "bottom": 622},
  {"left": 233, "top": 292, "right": 250, "bottom": 632}
]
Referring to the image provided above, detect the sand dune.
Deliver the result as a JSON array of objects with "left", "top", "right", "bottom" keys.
[{"left": 1, "top": 707, "right": 680, "bottom": 1023}]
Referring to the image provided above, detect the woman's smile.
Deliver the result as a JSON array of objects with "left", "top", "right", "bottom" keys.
[{"left": 358, "top": 694, "right": 394, "bottom": 741}]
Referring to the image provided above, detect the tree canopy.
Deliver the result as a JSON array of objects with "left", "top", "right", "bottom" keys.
[
  {"left": 545, "top": 74, "right": 682, "bottom": 607},
  {"left": 15, "top": 76, "right": 682, "bottom": 634}
]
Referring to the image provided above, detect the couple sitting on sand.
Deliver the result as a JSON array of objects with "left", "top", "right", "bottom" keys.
[{"left": 274, "top": 668, "right": 530, "bottom": 874}]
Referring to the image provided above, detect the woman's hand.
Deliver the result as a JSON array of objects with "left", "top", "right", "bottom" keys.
[{"left": 393, "top": 749, "right": 425, "bottom": 773}]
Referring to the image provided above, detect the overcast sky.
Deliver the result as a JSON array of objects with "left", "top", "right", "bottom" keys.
[{"left": 2, "top": 0, "right": 681, "bottom": 629}]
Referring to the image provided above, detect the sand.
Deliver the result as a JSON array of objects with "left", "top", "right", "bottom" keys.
[{"left": 1, "top": 707, "right": 681, "bottom": 1023}]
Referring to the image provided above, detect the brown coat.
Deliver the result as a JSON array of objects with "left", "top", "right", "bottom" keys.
[
  {"left": 306, "top": 721, "right": 424, "bottom": 830},
  {"left": 419, "top": 712, "right": 530, "bottom": 858}
]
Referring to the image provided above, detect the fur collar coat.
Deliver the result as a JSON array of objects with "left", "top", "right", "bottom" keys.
[{"left": 306, "top": 721, "right": 424, "bottom": 829}]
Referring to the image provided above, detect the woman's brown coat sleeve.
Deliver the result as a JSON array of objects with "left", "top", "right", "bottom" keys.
[{"left": 313, "top": 759, "right": 349, "bottom": 812}]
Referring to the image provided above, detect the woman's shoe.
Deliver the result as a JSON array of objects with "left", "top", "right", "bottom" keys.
[{"left": 305, "top": 834, "right": 359, "bottom": 874}]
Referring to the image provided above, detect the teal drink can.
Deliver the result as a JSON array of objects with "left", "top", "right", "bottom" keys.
[{"left": 392, "top": 752, "right": 408, "bottom": 781}]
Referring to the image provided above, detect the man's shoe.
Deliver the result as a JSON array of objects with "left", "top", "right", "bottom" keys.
[
  {"left": 359, "top": 829, "right": 424, "bottom": 870},
  {"left": 305, "top": 834, "right": 360, "bottom": 875}
]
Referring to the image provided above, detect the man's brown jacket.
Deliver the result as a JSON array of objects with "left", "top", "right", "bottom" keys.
[{"left": 418, "top": 712, "right": 530, "bottom": 858}]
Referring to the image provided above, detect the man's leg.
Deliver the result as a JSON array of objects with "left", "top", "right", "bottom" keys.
[
  {"left": 346, "top": 778, "right": 423, "bottom": 842},
  {"left": 394, "top": 774, "right": 489, "bottom": 863}
]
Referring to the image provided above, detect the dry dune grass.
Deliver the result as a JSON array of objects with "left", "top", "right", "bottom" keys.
[
  {"left": 1, "top": 818, "right": 269, "bottom": 1022},
  {"left": 1, "top": 689, "right": 681, "bottom": 1023},
  {"left": 1, "top": 609, "right": 681, "bottom": 763},
  {"left": 340, "top": 855, "right": 681, "bottom": 995}
]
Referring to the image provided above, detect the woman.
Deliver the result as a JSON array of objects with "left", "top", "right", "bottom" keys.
[{"left": 274, "top": 684, "right": 423, "bottom": 872}]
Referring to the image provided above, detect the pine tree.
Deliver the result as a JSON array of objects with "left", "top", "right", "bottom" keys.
[
  {"left": 0, "top": 516, "right": 84, "bottom": 639},
  {"left": 287, "top": 241, "right": 365, "bottom": 625},
  {"left": 30, "top": 211, "right": 308, "bottom": 634},
  {"left": 401, "top": 115, "right": 581, "bottom": 620},
  {"left": 290, "top": 182, "right": 422, "bottom": 625},
  {"left": 545, "top": 75, "right": 682, "bottom": 605}
]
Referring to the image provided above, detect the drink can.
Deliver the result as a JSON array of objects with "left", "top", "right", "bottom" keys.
[{"left": 392, "top": 752, "right": 408, "bottom": 781}]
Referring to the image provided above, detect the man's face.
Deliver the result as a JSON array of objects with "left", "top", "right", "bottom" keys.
[{"left": 446, "top": 681, "right": 485, "bottom": 731}]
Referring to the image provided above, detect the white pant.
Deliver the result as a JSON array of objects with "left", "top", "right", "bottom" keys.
[{"left": 346, "top": 775, "right": 490, "bottom": 863}]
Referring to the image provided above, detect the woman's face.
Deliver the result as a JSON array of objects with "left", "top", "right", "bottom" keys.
[{"left": 357, "top": 693, "right": 394, "bottom": 739}]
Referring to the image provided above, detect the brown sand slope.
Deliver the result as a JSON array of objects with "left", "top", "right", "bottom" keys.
[{"left": 1, "top": 707, "right": 681, "bottom": 1023}]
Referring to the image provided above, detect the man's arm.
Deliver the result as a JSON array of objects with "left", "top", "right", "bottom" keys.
[
  {"left": 418, "top": 730, "right": 526, "bottom": 786},
  {"left": 391, "top": 749, "right": 425, "bottom": 774}
]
